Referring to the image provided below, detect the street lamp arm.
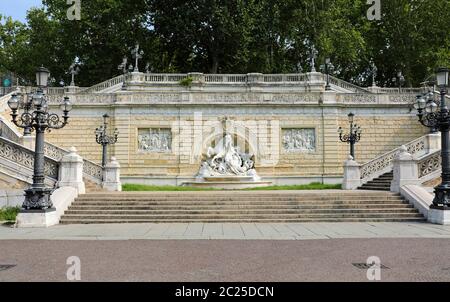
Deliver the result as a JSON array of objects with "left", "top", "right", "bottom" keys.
[
  {"left": 11, "top": 112, "right": 34, "bottom": 130},
  {"left": 47, "top": 113, "right": 69, "bottom": 130}
]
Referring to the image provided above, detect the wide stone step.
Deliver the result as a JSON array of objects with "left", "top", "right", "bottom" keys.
[
  {"left": 60, "top": 213, "right": 424, "bottom": 220},
  {"left": 74, "top": 195, "right": 404, "bottom": 201},
  {"left": 59, "top": 217, "right": 426, "bottom": 224},
  {"left": 72, "top": 200, "right": 408, "bottom": 207},
  {"left": 64, "top": 208, "right": 419, "bottom": 215},
  {"left": 365, "top": 180, "right": 391, "bottom": 185},
  {"left": 76, "top": 192, "right": 399, "bottom": 197},
  {"left": 357, "top": 186, "right": 390, "bottom": 191},
  {"left": 68, "top": 203, "right": 414, "bottom": 210}
]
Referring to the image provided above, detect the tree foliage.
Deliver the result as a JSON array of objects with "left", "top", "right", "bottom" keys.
[{"left": 0, "top": 0, "right": 448, "bottom": 87}]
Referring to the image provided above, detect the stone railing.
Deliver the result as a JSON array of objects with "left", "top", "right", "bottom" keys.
[
  {"left": 139, "top": 73, "right": 311, "bottom": 84},
  {"left": 418, "top": 150, "right": 441, "bottom": 179},
  {"left": 328, "top": 75, "right": 371, "bottom": 94},
  {"left": 80, "top": 74, "right": 130, "bottom": 94},
  {"left": 43, "top": 141, "right": 103, "bottom": 184},
  {"left": 374, "top": 87, "right": 425, "bottom": 94},
  {"left": 0, "top": 136, "right": 59, "bottom": 180},
  {"left": 0, "top": 119, "right": 21, "bottom": 143},
  {"left": 360, "top": 135, "right": 428, "bottom": 182}
]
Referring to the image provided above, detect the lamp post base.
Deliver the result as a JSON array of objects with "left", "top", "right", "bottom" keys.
[
  {"left": 432, "top": 184, "right": 450, "bottom": 207},
  {"left": 22, "top": 187, "right": 54, "bottom": 210},
  {"left": 428, "top": 205, "right": 450, "bottom": 225}
]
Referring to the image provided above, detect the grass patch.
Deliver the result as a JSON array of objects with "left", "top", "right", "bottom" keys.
[
  {"left": 0, "top": 206, "right": 20, "bottom": 222},
  {"left": 123, "top": 182, "right": 342, "bottom": 191},
  {"left": 245, "top": 182, "right": 342, "bottom": 190}
]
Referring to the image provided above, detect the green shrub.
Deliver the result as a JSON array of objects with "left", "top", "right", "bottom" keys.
[
  {"left": 179, "top": 76, "right": 193, "bottom": 87},
  {"left": 0, "top": 206, "right": 20, "bottom": 221}
]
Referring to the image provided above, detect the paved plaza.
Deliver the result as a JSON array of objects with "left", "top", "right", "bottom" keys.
[
  {"left": 1, "top": 238, "right": 450, "bottom": 281},
  {"left": 1, "top": 222, "right": 450, "bottom": 240}
]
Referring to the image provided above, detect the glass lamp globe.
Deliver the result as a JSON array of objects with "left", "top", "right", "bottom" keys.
[
  {"left": 425, "top": 101, "right": 438, "bottom": 113},
  {"left": 436, "top": 67, "right": 449, "bottom": 87},
  {"left": 7, "top": 94, "right": 19, "bottom": 110}
]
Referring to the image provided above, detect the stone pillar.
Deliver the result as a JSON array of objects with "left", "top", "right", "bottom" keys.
[
  {"left": 102, "top": 157, "right": 122, "bottom": 191},
  {"left": 342, "top": 155, "right": 361, "bottom": 190},
  {"left": 426, "top": 132, "right": 441, "bottom": 153},
  {"left": 21, "top": 135, "right": 35, "bottom": 150},
  {"left": 187, "top": 72, "right": 205, "bottom": 91},
  {"left": 58, "top": 146, "right": 85, "bottom": 194},
  {"left": 306, "top": 72, "right": 326, "bottom": 91},
  {"left": 390, "top": 145, "right": 419, "bottom": 192},
  {"left": 246, "top": 73, "right": 263, "bottom": 92}
]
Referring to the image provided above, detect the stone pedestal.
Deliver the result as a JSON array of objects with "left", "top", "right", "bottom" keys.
[
  {"left": 342, "top": 155, "right": 361, "bottom": 190},
  {"left": 102, "top": 157, "right": 122, "bottom": 191},
  {"left": 58, "top": 147, "right": 85, "bottom": 194},
  {"left": 428, "top": 206, "right": 450, "bottom": 225},
  {"left": 64, "top": 86, "right": 79, "bottom": 94},
  {"left": 306, "top": 72, "right": 326, "bottom": 91},
  {"left": 390, "top": 145, "right": 419, "bottom": 192},
  {"left": 16, "top": 208, "right": 58, "bottom": 228},
  {"left": 321, "top": 91, "right": 337, "bottom": 105}
]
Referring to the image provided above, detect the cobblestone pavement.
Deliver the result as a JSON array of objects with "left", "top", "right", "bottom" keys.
[
  {"left": 1, "top": 222, "right": 450, "bottom": 240},
  {"left": 1, "top": 238, "right": 449, "bottom": 281}
]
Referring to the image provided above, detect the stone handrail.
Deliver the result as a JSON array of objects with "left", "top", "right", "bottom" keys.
[
  {"left": 0, "top": 136, "right": 59, "bottom": 180},
  {"left": 80, "top": 74, "right": 129, "bottom": 94},
  {"left": 360, "top": 135, "right": 428, "bottom": 182},
  {"left": 328, "top": 75, "right": 371, "bottom": 94},
  {"left": 0, "top": 90, "right": 22, "bottom": 143},
  {"left": 418, "top": 150, "right": 441, "bottom": 179},
  {"left": 43, "top": 141, "right": 103, "bottom": 184},
  {"left": 0, "top": 119, "right": 21, "bottom": 143},
  {"left": 375, "top": 87, "right": 425, "bottom": 94}
]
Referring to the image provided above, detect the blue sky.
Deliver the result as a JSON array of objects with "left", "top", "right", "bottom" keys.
[{"left": 0, "top": 0, "right": 43, "bottom": 23}]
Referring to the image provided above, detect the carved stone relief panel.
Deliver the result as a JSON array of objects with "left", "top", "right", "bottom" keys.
[
  {"left": 282, "top": 128, "right": 316, "bottom": 152},
  {"left": 138, "top": 128, "right": 172, "bottom": 152}
]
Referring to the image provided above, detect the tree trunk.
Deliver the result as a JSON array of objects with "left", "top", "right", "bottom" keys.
[{"left": 210, "top": 53, "right": 219, "bottom": 74}]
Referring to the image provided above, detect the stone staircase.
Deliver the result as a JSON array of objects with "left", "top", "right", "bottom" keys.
[
  {"left": 358, "top": 171, "right": 393, "bottom": 191},
  {"left": 60, "top": 190, "right": 425, "bottom": 224}
]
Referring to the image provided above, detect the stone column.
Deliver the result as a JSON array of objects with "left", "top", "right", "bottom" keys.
[
  {"left": 390, "top": 145, "right": 419, "bottom": 192},
  {"left": 102, "top": 157, "right": 122, "bottom": 191},
  {"left": 58, "top": 147, "right": 85, "bottom": 194},
  {"left": 342, "top": 155, "right": 361, "bottom": 190},
  {"left": 426, "top": 132, "right": 441, "bottom": 153}
]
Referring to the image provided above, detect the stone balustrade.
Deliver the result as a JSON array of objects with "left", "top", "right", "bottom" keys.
[{"left": 343, "top": 134, "right": 442, "bottom": 191}]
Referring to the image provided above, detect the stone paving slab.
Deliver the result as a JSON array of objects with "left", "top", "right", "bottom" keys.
[{"left": 1, "top": 222, "right": 450, "bottom": 240}]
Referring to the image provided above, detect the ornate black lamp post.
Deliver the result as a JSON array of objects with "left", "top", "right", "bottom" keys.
[
  {"left": 95, "top": 114, "right": 118, "bottom": 167},
  {"left": 7, "top": 67, "right": 73, "bottom": 210},
  {"left": 320, "top": 58, "right": 334, "bottom": 91},
  {"left": 414, "top": 67, "right": 450, "bottom": 207},
  {"left": 338, "top": 113, "right": 362, "bottom": 159},
  {"left": 392, "top": 71, "right": 405, "bottom": 93}
]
